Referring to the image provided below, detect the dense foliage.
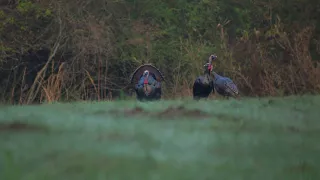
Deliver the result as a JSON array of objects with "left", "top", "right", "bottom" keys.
[{"left": 0, "top": 0, "right": 319, "bottom": 103}]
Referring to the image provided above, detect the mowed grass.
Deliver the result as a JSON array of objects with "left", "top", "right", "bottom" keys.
[{"left": 0, "top": 95, "right": 320, "bottom": 180}]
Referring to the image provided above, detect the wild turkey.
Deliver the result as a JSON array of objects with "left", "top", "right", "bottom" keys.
[
  {"left": 192, "top": 55, "right": 217, "bottom": 100},
  {"left": 212, "top": 71, "right": 239, "bottom": 98},
  {"left": 129, "top": 64, "right": 164, "bottom": 101}
]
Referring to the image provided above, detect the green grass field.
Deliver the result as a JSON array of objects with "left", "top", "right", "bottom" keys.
[{"left": 0, "top": 95, "right": 320, "bottom": 180}]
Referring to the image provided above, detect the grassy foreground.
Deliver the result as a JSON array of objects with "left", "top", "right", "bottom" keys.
[{"left": 0, "top": 95, "right": 320, "bottom": 180}]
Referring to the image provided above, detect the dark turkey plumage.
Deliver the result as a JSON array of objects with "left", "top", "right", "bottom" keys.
[
  {"left": 192, "top": 74, "right": 215, "bottom": 100},
  {"left": 192, "top": 55, "right": 217, "bottom": 100},
  {"left": 129, "top": 64, "right": 164, "bottom": 101},
  {"left": 212, "top": 71, "right": 239, "bottom": 98}
]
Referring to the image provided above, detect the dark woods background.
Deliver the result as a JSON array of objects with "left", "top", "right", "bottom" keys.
[{"left": 0, "top": 0, "right": 319, "bottom": 104}]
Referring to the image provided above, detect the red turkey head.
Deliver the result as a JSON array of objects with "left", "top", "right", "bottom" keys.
[
  {"left": 207, "top": 63, "right": 213, "bottom": 72},
  {"left": 204, "top": 63, "right": 213, "bottom": 74},
  {"left": 143, "top": 70, "right": 149, "bottom": 84},
  {"left": 207, "top": 54, "right": 217, "bottom": 73}
]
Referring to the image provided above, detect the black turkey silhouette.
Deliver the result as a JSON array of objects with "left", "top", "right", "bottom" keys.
[{"left": 192, "top": 55, "right": 217, "bottom": 100}]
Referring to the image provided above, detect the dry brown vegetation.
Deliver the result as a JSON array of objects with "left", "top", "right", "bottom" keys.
[{"left": 0, "top": 0, "right": 319, "bottom": 104}]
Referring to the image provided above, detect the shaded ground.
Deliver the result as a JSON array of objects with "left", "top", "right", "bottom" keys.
[
  {"left": 0, "top": 95, "right": 320, "bottom": 180},
  {"left": 105, "top": 105, "right": 210, "bottom": 119},
  {"left": 0, "top": 122, "right": 48, "bottom": 132}
]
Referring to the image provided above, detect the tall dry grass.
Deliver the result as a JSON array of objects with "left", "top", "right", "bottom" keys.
[
  {"left": 167, "top": 17, "right": 320, "bottom": 98},
  {"left": 229, "top": 22, "right": 320, "bottom": 96}
]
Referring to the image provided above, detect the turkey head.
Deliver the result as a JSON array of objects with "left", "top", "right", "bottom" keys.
[{"left": 142, "top": 70, "right": 152, "bottom": 96}]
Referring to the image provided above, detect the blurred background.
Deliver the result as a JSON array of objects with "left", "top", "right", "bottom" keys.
[{"left": 0, "top": 0, "right": 319, "bottom": 104}]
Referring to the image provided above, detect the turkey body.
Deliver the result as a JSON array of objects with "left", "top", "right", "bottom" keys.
[
  {"left": 193, "top": 74, "right": 215, "bottom": 100},
  {"left": 130, "top": 64, "right": 164, "bottom": 102},
  {"left": 213, "top": 72, "right": 239, "bottom": 98},
  {"left": 135, "top": 74, "right": 162, "bottom": 101}
]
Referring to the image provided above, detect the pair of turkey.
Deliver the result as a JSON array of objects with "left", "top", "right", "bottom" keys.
[
  {"left": 129, "top": 55, "right": 239, "bottom": 101},
  {"left": 192, "top": 55, "right": 239, "bottom": 100}
]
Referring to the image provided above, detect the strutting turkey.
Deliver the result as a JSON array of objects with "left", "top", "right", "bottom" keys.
[
  {"left": 212, "top": 71, "right": 239, "bottom": 98},
  {"left": 129, "top": 64, "right": 164, "bottom": 101},
  {"left": 192, "top": 55, "right": 217, "bottom": 100}
]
